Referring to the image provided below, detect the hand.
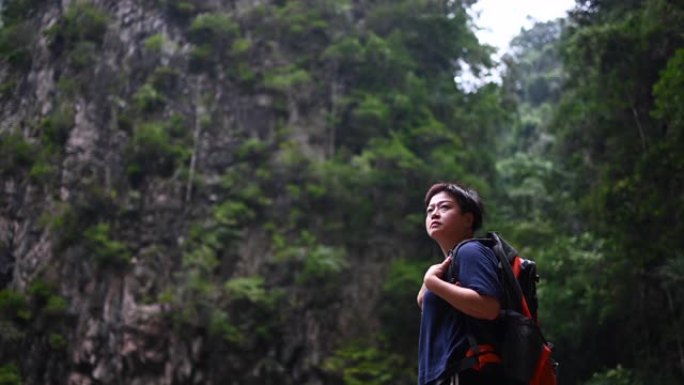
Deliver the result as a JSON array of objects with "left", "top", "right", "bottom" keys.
[
  {"left": 417, "top": 284, "right": 426, "bottom": 309},
  {"left": 423, "top": 257, "right": 451, "bottom": 287}
]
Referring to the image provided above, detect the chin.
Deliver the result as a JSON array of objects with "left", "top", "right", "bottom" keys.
[{"left": 427, "top": 228, "right": 443, "bottom": 240}]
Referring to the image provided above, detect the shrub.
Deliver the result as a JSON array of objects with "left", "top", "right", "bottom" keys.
[
  {"left": 187, "top": 13, "right": 239, "bottom": 45},
  {"left": 186, "top": 13, "right": 240, "bottom": 72},
  {"left": 150, "top": 66, "right": 180, "bottom": 94},
  {"left": 0, "top": 290, "right": 30, "bottom": 323},
  {"left": 0, "top": 364, "right": 22, "bottom": 385},
  {"left": 61, "top": 2, "right": 109, "bottom": 45},
  {"left": 48, "top": 332, "right": 67, "bottom": 349},
  {"left": 67, "top": 40, "right": 97, "bottom": 69},
  {"left": 84, "top": 223, "right": 130, "bottom": 268},
  {"left": 27, "top": 280, "right": 68, "bottom": 317},
  {"left": 28, "top": 157, "right": 56, "bottom": 183},
  {"left": 264, "top": 66, "right": 311, "bottom": 92},
  {"left": 231, "top": 38, "right": 251, "bottom": 55},
  {"left": 0, "top": 22, "right": 34, "bottom": 69},
  {"left": 144, "top": 33, "right": 165, "bottom": 52},
  {"left": 2, "top": 0, "right": 43, "bottom": 22},
  {"left": 188, "top": 43, "right": 213, "bottom": 72},
  {"left": 133, "top": 84, "right": 165, "bottom": 114},
  {"left": 0, "top": 133, "right": 35, "bottom": 175},
  {"left": 56, "top": 76, "right": 79, "bottom": 97},
  {"left": 126, "top": 120, "right": 189, "bottom": 184},
  {"left": 323, "top": 343, "right": 409, "bottom": 385},
  {"left": 224, "top": 276, "right": 272, "bottom": 306},
  {"left": 297, "top": 245, "right": 347, "bottom": 283},
  {"left": 40, "top": 106, "right": 74, "bottom": 147},
  {"left": 167, "top": 1, "right": 198, "bottom": 19}
]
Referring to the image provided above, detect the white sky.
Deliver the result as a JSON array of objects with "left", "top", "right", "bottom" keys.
[{"left": 471, "top": 0, "right": 576, "bottom": 55}]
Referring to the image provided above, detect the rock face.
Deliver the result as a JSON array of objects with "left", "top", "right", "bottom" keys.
[{"left": 0, "top": 1, "right": 408, "bottom": 384}]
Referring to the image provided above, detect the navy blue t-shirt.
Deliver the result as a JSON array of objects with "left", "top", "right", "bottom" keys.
[{"left": 417, "top": 241, "right": 502, "bottom": 385}]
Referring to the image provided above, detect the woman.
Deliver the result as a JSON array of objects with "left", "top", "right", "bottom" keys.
[{"left": 417, "top": 183, "right": 504, "bottom": 385}]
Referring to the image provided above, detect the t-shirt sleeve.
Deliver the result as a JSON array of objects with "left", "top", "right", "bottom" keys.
[{"left": 456, "top": 242, "right": 502, "bottom": 300}]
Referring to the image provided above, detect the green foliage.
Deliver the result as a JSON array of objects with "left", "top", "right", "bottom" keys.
[
  {"left": 213, "top": 200, "right": 254, "bottom": 233},
  {"left": 493, "top": 153, "right": 556, "bottom": 239},
  {"left": 27, "top": 280, "right": 68, "bottom": 318},
  {"left": 378, "top": 259, "right": 423, "bottom": 360},
  {"left": 1, "top": 0, "right": 45, "bottom": 25},
  {"left": 167, "top": 1, "right": 199, "bottom": 19},
  {"left": 231, "top": 37, "right": 251, "bottom": 55},
  {"left": 322, "top": 36, "right": 364, "bottom": 63},
  {"left": 0, "top": 133, "right": 35, "bottom": 175},
  {"left": 0, "top": 0, "right": 45, "bottom": 73},
  {"left": 67, "top": 40, "right": 97, "bottom": 69},
  {"left": 508, "top": 1, "right": 684, "bottom": 383},
  {"left": 133, "top": 83, "right": 165, "bottom": 113},
  {"left": 224, "top": 276, "right": 272, "bottom": 306},
  {"left": 0, "top": 290, "right": 30, "bottom": 323},
  {"left": 323, "top": 343, "right": 412, "bottom": 385},
  {"left": 258, "top": 0, "right": 336, "bottom": 57},
  {"left": 84, "top": 223, "right": 130, "bottom": 268},
  {"left": 263, "top": 65, "right": 311, "bottom": 92},
  {"left": 505, "top": 20, "right": 565, "bottom": 109},
  {"left": 366, "top": 0, "right": 488, "bottom": 76},
  {"left": 207, "top": 309, "right": 241, "bottom": 343},
  {"left": 187, "top": 12, "right": 239, "bottom": 72},
  {"left": 61, "top": 2, "right": 109, "bottom": 46},
  {"left": 0, "top": 364, "right": 22, "bottom": 385},
  {"left": 350, "top": 93, "right": 390, "bottom": 128},
  {"left": 355, "top": 135, "right": 424, "bottom": 173},
  {"left": 0, "top": 21, "right": 35, "bottom": 69},
  {"left": 235, "top": 137, "right": 269, "bottom": 160},
  {"left": 144, "top": 33, "right": 165, "bottom": 52},
  {"left": 149, "top": 66, "right": 180, "bottom": 94},
  {"left": 298, "top": 245, "right": 347, "bottom": 283},
  {"left": 652, "top": 47, "right": 684, "bottom": 127},
  {"left": 126, "top": 120, "right": 190, "bottom": 184},
  {"left": 187, "top": 13, "right": 239, "bottom": 44},
  {"left": 272, "top": 230, "right": 348, "bottom": 284},
  {"left": 188, "top": 44, "right": 212, "bottom": 71},
  {"left": 47, "top": 203, "right": 82, "bottom": 250},
  {"left": 584, "top": 366, "right": 640, "bottom": 385},
  {"left": 40, "top": 105, "right": 74, "bottom": 147},
  {"left": 0, "top": 80, "right": 17, "bottom": 97},
  {"left": 0, "top": 131, "right": 56, "bottom": 184},
  {"left": 48, "top": 332, "right": 67, "bottom": 349}
]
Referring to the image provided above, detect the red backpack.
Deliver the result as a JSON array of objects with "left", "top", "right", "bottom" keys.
[{"left": 449, "top": 232, "right": 558, "bottom": 385}]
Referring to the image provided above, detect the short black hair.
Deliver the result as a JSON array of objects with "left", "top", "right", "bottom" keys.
[{"left": 424, "top": 182, "right": 484, "bottom": 231}]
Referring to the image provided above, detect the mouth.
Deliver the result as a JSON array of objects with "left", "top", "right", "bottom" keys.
[{"left": 430, "top": 222, "right": 441, "bottom": 229}]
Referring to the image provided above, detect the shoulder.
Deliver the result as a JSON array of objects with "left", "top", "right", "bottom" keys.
[
  {"left": 456, "top": 240, "right": 497, "bottom": 264},
  {"left": 457, "top": 240, "right": 493, "bottom": 256}
]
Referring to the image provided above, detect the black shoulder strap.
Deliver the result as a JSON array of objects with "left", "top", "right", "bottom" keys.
[{"left": 487, "top": 232, "right": 524, "bottom": 314}]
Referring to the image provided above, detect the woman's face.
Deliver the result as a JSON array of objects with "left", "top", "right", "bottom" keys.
[{"left": 425, "top": 191, "right": 473, "bottom": 244}]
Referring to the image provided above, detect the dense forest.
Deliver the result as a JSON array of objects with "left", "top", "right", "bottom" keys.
[{"left": 0, "top": 0, "right": 682, "bottom": 384}]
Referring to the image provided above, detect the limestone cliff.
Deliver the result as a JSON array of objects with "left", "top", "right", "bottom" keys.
[
  {"left": 0, "top": 0, "right": 490, "bottom": 384},
  {"left": 0, "top": 1, "right": 405, "bottom": 384}
]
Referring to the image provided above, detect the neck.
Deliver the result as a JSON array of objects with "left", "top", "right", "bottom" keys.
[{"left": 437, "top": 232, "right": 473, "bottom": 257}]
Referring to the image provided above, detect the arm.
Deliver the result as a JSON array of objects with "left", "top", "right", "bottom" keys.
[
  {"left": 423, "top": 256, "right": 500, "bottom": 320},
  {"left": 425, "top": 274, "right": 500, "bottom": 320},
  {"left": 417, "top": 283, "right": 426, "bottom": 309}
]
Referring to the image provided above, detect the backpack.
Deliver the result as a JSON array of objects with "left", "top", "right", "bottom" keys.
[{"left": 448, "top": 231, "right": 558, "bottom": 385}]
